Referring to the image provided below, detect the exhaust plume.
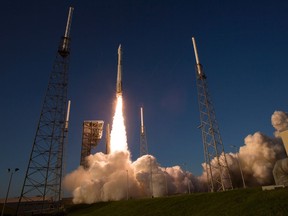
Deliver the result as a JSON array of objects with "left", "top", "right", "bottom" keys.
[
  {"left": 110, "top": 95, "right": 127, "bottom": 153},
  {"left": 63, "top": 152, "right": 199, "bottom": 203},
  {"left": 64, "top": 111, "right": 288, "bottom": 203}
]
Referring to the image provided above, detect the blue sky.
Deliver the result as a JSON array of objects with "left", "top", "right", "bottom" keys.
[{"left": 1, "top": 0, "right": 288, "bottom": 198}]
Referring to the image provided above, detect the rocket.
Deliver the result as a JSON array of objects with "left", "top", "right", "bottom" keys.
[{"left": 116, "top": 44, "right": 122, "bottom": 96}]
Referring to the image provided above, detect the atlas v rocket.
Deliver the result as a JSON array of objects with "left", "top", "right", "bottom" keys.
[{"left": 116, "top": 44, "right": 122, "bottom": 96}]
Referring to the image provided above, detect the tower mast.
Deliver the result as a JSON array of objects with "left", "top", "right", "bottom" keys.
[
  {"left": 17, "top": 7, "right": 74, "bottom": 215},
  {"left": 140, "top": 107, "right": 148, "bottom": 156},
  {"left": 106, "top": 123, "right": 111, "bottom": 154},
  {"left": 191, "top": 37, "right": 233, "bottom": 192}
]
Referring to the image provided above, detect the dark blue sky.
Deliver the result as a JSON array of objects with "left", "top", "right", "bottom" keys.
[{"left": 1, "top": 0, "right": 288, "bottom": 197}]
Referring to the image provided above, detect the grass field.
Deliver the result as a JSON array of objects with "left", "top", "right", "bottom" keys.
[{"left": 65, "top": 187, "right": 288, "bottom": 216}]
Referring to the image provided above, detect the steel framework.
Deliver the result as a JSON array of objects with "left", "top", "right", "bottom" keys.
[
  {"left": 16, "top": 7, "right": 74, "bottom": 215},
  {"left": 192, "top": 37, "right": 233, "bottom": 192},
  {"left": 80, "top": 120, "right": 104, "bottom": 168}
]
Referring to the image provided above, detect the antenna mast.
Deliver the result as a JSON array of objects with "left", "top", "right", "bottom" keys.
[
  {"left": 17, "top": 7, "right": 74, "bottom": 215},
  {"left": 140, "top": 107, "right": 148, "bottom": 156},
  {"left": 191, "top": 37, "right": 233, "bottom": 192}
]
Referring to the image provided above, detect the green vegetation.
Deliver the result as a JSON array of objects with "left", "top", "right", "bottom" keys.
[{"left": 65, "top": 187, "right": 288, "bottom": 216}]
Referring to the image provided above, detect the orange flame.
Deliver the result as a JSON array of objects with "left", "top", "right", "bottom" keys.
[{"left": 110, "top": 95, "right": 128, "bottom": 153}]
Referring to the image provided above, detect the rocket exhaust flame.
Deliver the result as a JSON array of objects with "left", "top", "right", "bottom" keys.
[
  {"left": 63, "top": 40, "right": 288, "bottom": 204},
  {"left": 63, "top": 109, "right": 288, "bottom": 203},
  {"left": 110, "top": 95, "right": 128, "bottom": 153},
  {"left": 110, "top": 44, "right": 127, "bottom": 153}
]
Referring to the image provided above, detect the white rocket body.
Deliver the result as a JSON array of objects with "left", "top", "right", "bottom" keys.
[{"left": 116, "top": 45, "right": 122, "bottom": 96}]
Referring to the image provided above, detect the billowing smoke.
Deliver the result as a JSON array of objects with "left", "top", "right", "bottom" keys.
[
  {"left": 226, "top": 132, "right": 285, "bottom": 187},
  {"left": 64, "top": 111, "right": 287, "bottom": 203},
  {"left": 63, "top": 152, "right": 201, "bottom": 203},
  {"left": 194, "top": 111, "right": 287, "bottom": 189},
  {"left": 64, "top": 95, "right": 202, "bottom": 203},
  {"left": 271, "top": 111, "right": 288, "bottom": 135}
]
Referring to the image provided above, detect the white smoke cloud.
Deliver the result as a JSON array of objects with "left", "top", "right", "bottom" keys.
[
  {"left": 63, "top": 152, "right": 199, "bottom": 204},
  {"left": 197, "top": 123, "right": 286, "bottom": 189},
  {"left": 64, "top": 151, "right": 136, "bottom": 203},
  {"left": 234, "top": 132, "right": 285, "bottom": 186},
  {"left": 271, "top": 111, "right": 288, "bottom": 135},
  {"left": 64, "top": 111, "right": 288, "bottom": 203}
]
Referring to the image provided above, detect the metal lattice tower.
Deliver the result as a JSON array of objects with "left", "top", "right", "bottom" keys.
[
  {"left": 17, "top": 7, "right": 74, "bottom": 215},
  {"left": 80, "top": 120, "right": 104, "bottom": 168},
  {"left": 191, "top": 37, "right": 233, "bottom": 192},
  {"left": 140, "top": 107, "right": 148, "bottom": 156}
]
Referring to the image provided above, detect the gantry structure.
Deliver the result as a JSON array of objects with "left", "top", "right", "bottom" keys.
[
  {"left": 192, "top": 37, "right": 233, "bottom": 192},
  {"left": 17, "top": 7, "right": 74, "bottom": 215},
  {"left": 140, "top": 107, "right": 148, "bottom": 156}
]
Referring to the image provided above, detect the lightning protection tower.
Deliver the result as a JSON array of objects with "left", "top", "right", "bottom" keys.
[
  {"left": 106, "top": 123, "right": 111, "bottom": 154},
  {"left": 140, "top": 107, "right": 148, "bottom": 156},
  {"left": 191, "top": 37, "right": 233, "bottom": 192},
  {"left": 17, "top": 7, "right": 74, "bottom": 215}
]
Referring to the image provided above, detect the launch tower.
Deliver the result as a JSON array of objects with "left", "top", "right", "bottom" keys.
[
  {"left": 80, "top": 120, "right": 104, "bottom": 168},
  {"left": 192, "top": 37, "right": 233, "bottom": 192},
  {"left": 17, "top": 7, "right": 74, "bottom": 214},
  {"left": 140, "top": 107, "right": 148, "bottom": 156}
]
